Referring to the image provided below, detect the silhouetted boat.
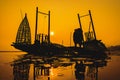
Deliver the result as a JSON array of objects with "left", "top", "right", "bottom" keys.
[
  {"left": 78, "top": 10, "right": 107, "bottom": 53},
  {"left": 70, "top": 10, "right": 108, "bottom": 54},
  {"left": 11, "top": 7, "right": 66, "bottom": 56},
  {"left": 11, "top": 7, "right": 108, "bottom": 57}
]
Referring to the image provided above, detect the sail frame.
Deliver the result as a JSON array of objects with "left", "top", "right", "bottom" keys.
[{"left": 15, "top": 14, "right": 31, "bottom": 44}]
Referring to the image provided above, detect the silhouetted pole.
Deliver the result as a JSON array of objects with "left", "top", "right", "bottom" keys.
[
  {"left": 89, "top": 10, "right": 96, "bottom": 40},
  {"left": 77, "top": 14, "right": 82, "bottom": 30},
  {"left": 70, "top": 32, "right": 72, "bottom": 47},
  {"left": 35, "top": 7, "right": 38, "bottom": 42},
  {"left": 48, "top": 11, "right": 50, "bottom": 44},
  {"left": 77, "top": 13, "right": 84, "bottom": 42}
]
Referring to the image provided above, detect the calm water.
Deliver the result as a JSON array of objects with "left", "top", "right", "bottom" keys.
[{"left": 0, "top": 51, "right": 120, "bottom": 80}]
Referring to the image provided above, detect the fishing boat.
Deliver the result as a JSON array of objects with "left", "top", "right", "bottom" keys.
[
  {"left": 11, "top": 7, "right": 108, "bottom": 57},
  {"left": 11, "top": 7, "right": 65, "bottom": 56},
  {"left": 69, "top": 10, "right": 108, "bottom": 57},
  {"left": 77, "top": 10, "right": 107, "bottom": 53}
]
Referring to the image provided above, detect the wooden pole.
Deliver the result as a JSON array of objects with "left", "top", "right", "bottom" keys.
[
  {"left": 77, "top": 13, "right": 84, "bottom": 42},
  {"left": 89, "top": 10, "right": 96, "bottom": 40},
  {"left": 48, "top": 11, "right": 50, "bottom": 44},
  {"left": 77, "top": 14, "right": 82, "bottom": 29},
  {"left": 35, "top": 7, "right": 38, "bottom": 42}
]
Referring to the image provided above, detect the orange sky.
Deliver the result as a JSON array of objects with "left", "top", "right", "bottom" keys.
[{"left": 0, "top": 0, "right": 120, "bottom": 51}]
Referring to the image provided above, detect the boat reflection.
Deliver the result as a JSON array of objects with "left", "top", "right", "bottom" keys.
[
  {"left": 11, "top": 53, "right": 110, "bottom": 80},
  {"left": 12, "top": 61, "right": 30, "bottom": 80},
  {"left": 74, "top": 59, "right": 107, "bottom": 80}
]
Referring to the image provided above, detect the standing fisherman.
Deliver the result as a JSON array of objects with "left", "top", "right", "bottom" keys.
[{"left": 73, "top": 28, "right": 84, "bottom": 48}]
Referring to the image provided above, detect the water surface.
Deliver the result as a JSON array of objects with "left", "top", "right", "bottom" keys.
[{"left": 0, "top": 51, "right": 120, "bottom": 80}]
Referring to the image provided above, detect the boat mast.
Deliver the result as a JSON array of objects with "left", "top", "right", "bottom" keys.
[
  {"left": 48, "top": 11, "right": 50, "bottom": 44},
  {"left": 35, "top": 7, "right": 38, "bottom": 42},
  {"left": 34, "top": 7, "right": 51, "bottom": 44},
  {"left": 77, "top": 10, "right": 96, "bottom": 41},
  {"left": 77, "top": 14, "right": 82, "bottom": 29},
  {"left": 89, "top": 10, "right": 96, "bottom": 40},
  {"left": 77, "top": 14, "right": 84, "bottom": 42}
]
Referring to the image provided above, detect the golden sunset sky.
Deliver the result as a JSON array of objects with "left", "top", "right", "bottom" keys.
[{"left": 0, "top": 0, "right": 120, "bottom": 51}]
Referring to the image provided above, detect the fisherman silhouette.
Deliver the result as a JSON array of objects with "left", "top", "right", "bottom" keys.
[
  {"left": 73, "top": 28, "right": 83, "bottom": 48},
  {"left": 75, "top": 61, "right": 85, "bottom": 80}
]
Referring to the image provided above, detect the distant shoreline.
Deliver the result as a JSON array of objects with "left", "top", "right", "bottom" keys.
[{"left": 0, "top": 51, "right": 22, "bottom": 52}]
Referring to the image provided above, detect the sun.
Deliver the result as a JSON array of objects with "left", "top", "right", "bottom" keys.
[{"left": 50, "top": 31, "right": 54, "bottom": 36}]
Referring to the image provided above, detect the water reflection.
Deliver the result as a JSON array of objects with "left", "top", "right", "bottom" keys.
[
  {"left": 11, "top": 54, "right": 109, "bottom": 80},
  {"left": 75, "top": 61, "right": 85, "bottom": 80},
  {"left": 12, "top": 62, "right": 30, "bottom": 80},
  {"left": 74, "top": 58, "right": 107, "bottom": 80}
]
